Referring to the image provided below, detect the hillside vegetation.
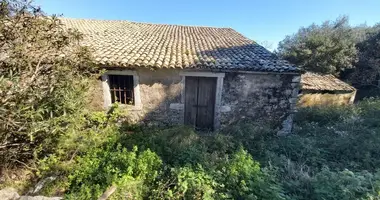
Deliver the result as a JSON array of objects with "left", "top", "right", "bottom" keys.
[{"left": 2, "top": 99, "right": 380, "bottom": 200}]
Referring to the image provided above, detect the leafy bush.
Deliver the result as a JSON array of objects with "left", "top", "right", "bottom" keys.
[
  {"left": 311, "top": 168, "right": 380, "bottom": 200},
  {"left": 215, "top": 148, "right": 284, "bottom": 200},
  {"left": 149, "top": 148, "right": 284, "bottom": 200},
  {"left": 294, "top": 105, "right": 356, "bottom": 126},
  {"left": 278, "top": 100, "right": 380, "bottom": 172},
  {"left": 119, "top": 126, "right": 211, "bottom": 166},
  {"left": 65, "top": 146, "right": 162, "bottom": 199},
  {"left": 0, "top": 0, "right": 96, "bottom": 166},
  {"left": 151, "top": 166, "right": 216, "bottom": 200}
]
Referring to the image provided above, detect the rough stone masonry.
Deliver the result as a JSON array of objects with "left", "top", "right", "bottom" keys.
[{"left": 89, "top": 68, "right": 300, "bottom": 134}]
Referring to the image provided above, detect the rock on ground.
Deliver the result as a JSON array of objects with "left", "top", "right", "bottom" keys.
[
  {"left": 19, "top": 196, "right": 62, "bottom": 200},
  {"left": 0, "top": 188, "right": 62, "bottom": 200},
  {"left": 0, "top": 187, "right": 20, "bottom": 200}
]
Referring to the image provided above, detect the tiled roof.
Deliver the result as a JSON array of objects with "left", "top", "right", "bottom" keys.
[
  {"left": 60, "top": 18, "right": 298, "bottom": 72},
  {"left": 301, "top": 72, "right": 356, "bottom": 92}
]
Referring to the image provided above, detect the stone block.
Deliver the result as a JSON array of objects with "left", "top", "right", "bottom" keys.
[
  {"left": 289, "top": 98, "right": 297, "bottom": 104},
  {"left": 0, "top": 188, "right": 19, "bottom": 200},
  {"left": 292, "top": 88, "right": 300, "bottom": 97},
  {"left": 292, "top": 76, "right": 301, "bottom": 83},
  {"left": 220, "top": 105, "right": 232, "bottom": 112},
  {"left": 269, "top": 98, "right": 278, "bottom": 103},
  {"left": 284, "top": 89, "right": 292, "bottom": 96},
  {"left": 19, "top": 196, "right": 62, "bottom": 200},
  {"left": 277, "top": 114, "right": 294, "bottom": 136},
  {"left": 169, "top": 103, "right": 184, "bottom": 110}
]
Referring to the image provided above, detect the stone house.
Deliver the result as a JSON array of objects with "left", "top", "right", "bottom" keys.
[
  {"left": 299, "top": 72, "right": 356, "bottom": 107},
  {"left": 62, "top": 18, "right": 300, "bottom": 131}
]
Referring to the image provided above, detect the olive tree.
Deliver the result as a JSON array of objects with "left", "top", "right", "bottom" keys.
[
  {"left": 348, "top": 24, "right": 380, "bottom": 87},
  {"left": 0, "top": 0, "right": 96, "bottom": 166},
  {"left": 277, "top": 16, "right": 357, "bottom": 75}
]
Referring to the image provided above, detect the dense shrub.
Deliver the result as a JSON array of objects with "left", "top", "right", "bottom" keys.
[
  {"left": 151, "top": 166, "right": 216, "bottom": 200},
  {"left": 294, "top": 105, "right": 356, "bottom": 126},
  {"left": 65, "top": 146, "right": 162, "bottom": 199},
  {"left": 311, "top": 168, "right": 380, "bottom": 200},
  {"left": 30, "top": 98, "right": 380, "bottom": 199},
  {"left": 0, "top": 0, "right": 96, "bottom": 166},
  {"left": 119, "top": 126, "right": 210, "bottom": 166},
  {"left": 263, "top": 99, "right": 380, "bottom": 199},
  {"left": 215, "top": 148, "right": 284, "bottom": 200},
  {"left": 273, "top": 99, "right": 380, "bottom": 172},
  {"left": 149, "top": 148, "right": 283, "bottom": 200}
]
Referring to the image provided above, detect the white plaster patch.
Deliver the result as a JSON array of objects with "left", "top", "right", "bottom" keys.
[
  {"left": 220, "top": 105, "right": 231, "bottom": 112},
  {"left": 170, "top": 103, "right": 184, "bottom": 110}
]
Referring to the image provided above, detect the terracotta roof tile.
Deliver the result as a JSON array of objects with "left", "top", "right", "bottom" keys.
[
  {"left": 301, "top": 72, "right": 356, "bottom": 92},
  {"left": 61, "top": 18, "right": 298, "bottom": 72}
]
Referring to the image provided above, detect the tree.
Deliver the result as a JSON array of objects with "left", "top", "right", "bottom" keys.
[
  {"left": 276, "top": 16, "right": 357, "bottom": 75},
  {"left": 0, "top": 0, "right": 95, "bottom": 166},
  {"left": 348, "top": 24, "right": 380, "bottom": 87}
]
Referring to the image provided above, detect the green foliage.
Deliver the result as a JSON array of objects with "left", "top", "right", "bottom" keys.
[
  {"left": 149, "top": 148, "right": 283, "bottom": 200},
  {"left": 119, "top": 126, "right": 212, "bottom": 166},
  {"left": 216, "top": 148, "right": 284, "bottom": 200},
  {"left": 277, "top": 16, "right": 357, "bottom": 75},
  {"left": 65, "top": 146, "right": 162, "bottom": 199},
  {"left": 267, "top": 99, "right": 380, "bottom": 199},
  {"left": 294, "top": 104, "right": 356, "bottom": 126},
  {"left": 348, "top": 24, "right": 380, "bottom": 86},
  {"left": 0, "top": 0, "right": 96, "bottom": 166},
  {"left": 277, "top": 16, "right": 380, "bottom": 88},
  {"left": 151, "top": 166, "right": 216, "bottom": 200},
  {"left": 14, "top": 98, "right": 380, "bottom": 199},
  {"left": 311, "top": 168, "right": 380, "bottom": 200}
]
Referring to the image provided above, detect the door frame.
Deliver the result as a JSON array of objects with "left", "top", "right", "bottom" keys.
[{"left": 180, "top": 71, "right": 225, "bottom": 130}]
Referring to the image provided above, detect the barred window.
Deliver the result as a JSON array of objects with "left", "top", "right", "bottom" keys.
[{"left": 109, "top": 75, "right": 134, "bottom": 105}]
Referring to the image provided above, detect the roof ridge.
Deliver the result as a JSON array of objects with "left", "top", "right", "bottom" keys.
[{"left": 59, "top": 17, "right": 235, "bottom": 30}]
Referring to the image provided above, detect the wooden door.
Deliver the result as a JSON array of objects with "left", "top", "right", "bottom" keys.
[{"left": 184, "top": 76, "right": 216, "bottom": 130}]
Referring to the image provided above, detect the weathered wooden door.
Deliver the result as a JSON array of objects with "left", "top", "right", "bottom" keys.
[{"left": 184, "top": 76, "right": 217, "bottom": 130}]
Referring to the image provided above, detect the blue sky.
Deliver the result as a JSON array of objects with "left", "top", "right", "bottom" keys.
[{"left": 35, "top": 0, "right": 380, "bottom": 51}]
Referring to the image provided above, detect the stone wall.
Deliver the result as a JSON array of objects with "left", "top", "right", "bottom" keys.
[
  {"left": 220, "top": 72, "right": 300, "bottom": 129},
  {"left": 136, "top": 68, "right": 183, "bottom": 125},
  {"left": 298, "top": 91, "right": 356, "bottom": 107},
  {"left": 89, "top": 69, "right": 300, "bottom": 131},
  {"left": 89, "top": 68, "right": 183, "bottom": 126}
]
